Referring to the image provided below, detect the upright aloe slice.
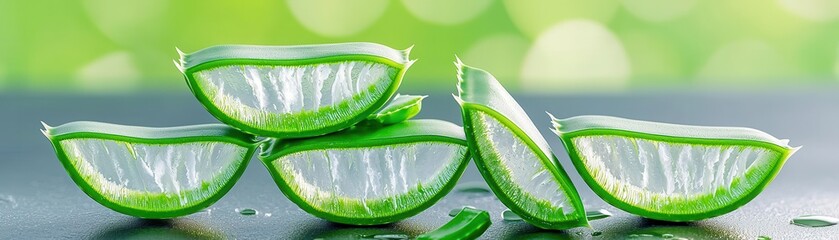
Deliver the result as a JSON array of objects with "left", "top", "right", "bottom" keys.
[
  {"left": 552, "top": 115, "right": 799, "bottom": 221},
  {"left": 176, "top": 42, "right": 414, "bottom": 138},
  {"left": 454, "top": 59, "right": 587, "bottom": 229},
  {"left": 42, "top": 122, "right": 257, "bottom": 218},
  {"left": 259, "top": 119, "right": 470, "bottom": 225}
]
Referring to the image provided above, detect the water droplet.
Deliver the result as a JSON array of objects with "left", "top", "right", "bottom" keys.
[
  {"left": 360, "top": 234, "right": 410, "bottom": 239},
  {"left": 456, "top": 181, "right": 492, "bottom": 194},
  {"left": 264, "top": 213, "right": 272, "bottom": 217},
  {"left": 0, "top": 195, "right": 18, "bottom": 208},
  {"left": 586, "top": 209, "right": 612, "bottom": 221},
  {"left": 199, "top": 208, "right": 213, "bottom": 215},
  {"left": 662, "top": 233, "right": 674, "bottom": 238},
  {"left": 791, "top": 215, "right": 839, "bottom": 227},
  {"left": 236, "top": 208, "right": 257, "bottom": 216},
  {"left": 592, "top": 231, "right": 602, "bottom": 236},
  {"left": 448, "top": 206, "right": 476, "bottom": 217},
  {"left": 757, "top": 236, "right": 771, "bottom": 240},
  {"left": 502, "top": 209, "right": 522, "bottom": 221}
]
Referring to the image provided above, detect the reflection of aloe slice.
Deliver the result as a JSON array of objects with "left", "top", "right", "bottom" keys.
[
  {"left": 552, "top": 115, "right": 799, "bottom": 221},
  {"left": 176, "top": 42, "right": 414, "bottom": 138},
  {"left": 417, "top": 207, "right": 491, "bottom": 240},
  {"left": 42, "top": 122, "right": 257, "bottom": 219},
  {"left": 365, "top": 94, "right": 426, "bottom": 125},
  {"left": 259, "top": 120, "right": 470, "bottom": 225},
  {"left": 454, "top": 59, "right": 587, "bottom": 230}
]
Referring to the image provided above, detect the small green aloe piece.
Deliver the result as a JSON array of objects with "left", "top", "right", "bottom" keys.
[
  {"left": 453, "top": 58, "right": 588, "bottom": 230},
  {"left": 176, "top": 42, "right": 415, "bottom": 138},
  {"left": 259, "top": 119, "right": 471, "bottom": 225},
  {"left": 41, "top": 121, "right": 258, "bottom": 219},
  {"left": 417, "top": 207, "right": 491, "bottom": 240},
  {"left": 365, "top": 94, "right": 426, "bottom": 125},
  {"left": 551, "top": 115, "right": 799, "bottom": 221}
]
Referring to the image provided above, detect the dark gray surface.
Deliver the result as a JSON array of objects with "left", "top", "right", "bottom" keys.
[{"left": 1, "top": 91, "right": 838, "bottom": 239}]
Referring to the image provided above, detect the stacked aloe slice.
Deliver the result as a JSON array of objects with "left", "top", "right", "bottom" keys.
[
  {"left": 43, "top": 42, "right": 799, "bottom": 239},
  {"left": 44, "top": 43, "right": 473, "bottom": 224}
]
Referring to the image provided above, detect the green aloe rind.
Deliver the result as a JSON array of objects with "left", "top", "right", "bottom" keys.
[
  {"left": 551, "top": 115, "right": 799, "bottom": 221},
  {"left": 365, "top": 93, "right": 426, "bottom": 125},
  {"left": 42, "top": 121, "right": 258, "bottom": 219},
  {"left": 176, "top": 42, "right": 415, "bottom": 138},
  {"left": 259, "top": 119, "right": 471, "bottom": 225},
  {"left": 417, "top": 207, "right": 491, "bottom": 240},
  {"left": 453, "top": 58, "right": 588, "bottom": 230}
]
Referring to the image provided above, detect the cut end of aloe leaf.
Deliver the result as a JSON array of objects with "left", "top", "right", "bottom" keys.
[
  {"left": 552, "top": 115, "right": 798, "bottom": 221},
  {"left": 365, "top": 94, "right": 426, "bottom": 125},
  {"left": 259, "top": 120, "right": 470, "bottom": 225},
  {"left": 43, "top": 121, "right": 257, "bottom": 219},
  {"left": 455, "top": 60, "right": 587, "bottom": 229},
  {"left": 180, "top": 42, "right": 413, "bottom": 138}
]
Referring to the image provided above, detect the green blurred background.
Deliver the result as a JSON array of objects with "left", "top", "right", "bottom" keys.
[{"left": 2, "top": 0, "right": 839, "bottom": 93}]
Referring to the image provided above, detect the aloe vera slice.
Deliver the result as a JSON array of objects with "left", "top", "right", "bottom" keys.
[
  {"left": 176, "top": 42, "right": 414, "bottom": 138},
  {"left": 365, "top": 94, "right": 426, "bottom": 125},
  {"left": 453, "top": 59, "right": 587, "bottom": 229},
  {"left": 259, "top": 119, "right": 470, "bottom": 225},
  {"left": 551, "top": 115, "right": 799, "bottom": 221},
  {"left": 417, "top": 207, "right": 491, "bottom": 240},
  {"left": 41, "top": 122, "right": 257, "bottom": 219}
]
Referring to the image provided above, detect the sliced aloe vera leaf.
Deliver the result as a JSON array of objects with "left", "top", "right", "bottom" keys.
[
  {"left": 176, "top": 42, "right": 414, "bottom": 138},
  {"left": 453, "top": 59, "right": 587, "bottom": 229},
  {"left": 417, "top": 207, "right": 491, "bottom": 240},
  {"left": 259, "top": 119, "right": 470, "bottom": 225},
  {"left": 41, "top": 121, "right": 258, "bottom": 219},
  {"left": 365, "top": 94, "right": 426, "bottom": 125},
  {"left": 551, "top": 115, "right": 799, "bottom": 221}
]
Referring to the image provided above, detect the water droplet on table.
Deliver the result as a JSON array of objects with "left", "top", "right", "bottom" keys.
[
  {"left": 360, "top": 233, "right": 409, "bottom": 239},
  {"left": 502, "top": 209, "right": 522, "bottom": 221},
  {"left": 757, "top": 236, "right": 771, "bottom": 240},
  {"left": 790, "top": 215, "right": 838, "bottom": 227},
  {"left": 0, "top": 195, "right": 18, "bottom": 208},
  {"left": 456, "top": 181, "right": 491, "bottom": 195},
  {"left": 264, "top": 212, "right": 272, "bottom": 217},
  {"left": 586, "top": 209, "right": 612, "bottom": 221},
  {"left": 236, "top": 208, "right": 258, "bottom": 216}
]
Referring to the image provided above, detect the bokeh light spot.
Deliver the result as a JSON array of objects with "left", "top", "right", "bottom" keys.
[
  {"left": 462, "top": 34, "right": 530, "bottom": 86},
  {"left": 520, "top": 20, "right": 630, "bottom": 92},
  {"left": 619, "top": 31, "right": 684, "bottom": 85},
  {"left": 834, "top": 45, "right": 839, "bottom": 80},
  {"left": 621, "top": 0, "right": 697, "bottom": 22},
  {"left": 76, "top": 51, "right": 140, "bottom": 92},
  {"left": 288, "top": 0, "right": 389, "bottom": 37},
  {"left": 401, "top": 0, "right": 492, "bottom": 25},
  {"left": 83, "top": 0, "right": 168, "bottom": 46},
  {"left": 698, "top": 40, "right": 795, "bottom": 83},
  {"left": 777, "top": 0, "right": 839, "bottom": 22},
  {"left": 504, "top": 0, "right": 619, "bottom": 37}
]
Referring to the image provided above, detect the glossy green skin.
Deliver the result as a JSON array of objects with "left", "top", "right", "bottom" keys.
[
  {"left": 42, "top": 122, "right": 258, "bottom": 219},
  {"left": 259, "top": 119, "right": 471, "bottom": 225},
  {"left": 553, "top": 115, "right": 797, "bottom": 222},
  {"left": 455, "top": 60, "right": 587, "bottom": 230},
  {"left": 365, "top": 94, "right": 425, "bottom": 125},
  {"left": 178, "top": 43, "right": 412, "bottom": 139},
  {"left": 416, "top": 207, "right": 491, "bottom": 240}
]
